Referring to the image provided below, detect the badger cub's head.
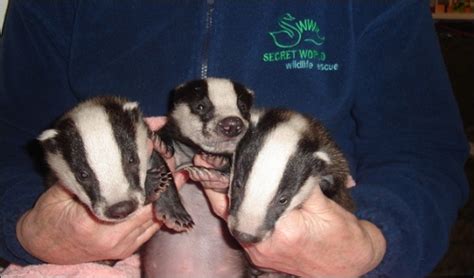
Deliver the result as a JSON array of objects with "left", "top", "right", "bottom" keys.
[
  {"left": 168, "top": 77, "right": 254, "bottom": 154},
  {"left": 38, "top": 96, "right": 150, "bottom": 222},
  {"left": 228, "top": 108, "right": 351, "bottom": 244}
]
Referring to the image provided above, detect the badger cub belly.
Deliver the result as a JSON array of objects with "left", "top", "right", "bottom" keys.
[
  {"left": 37, "top": 95, "right": 192, "bottom": 229},
  {"left": 228, "top": 108, "right": 355, "bottom": 247},
  {"left": 142, "top": 78, "right": 256, "bottom": 278}
]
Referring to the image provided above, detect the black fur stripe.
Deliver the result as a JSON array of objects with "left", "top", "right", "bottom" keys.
[
  {"left": 232, "top": 81, "right": 253, "bottom": 120},
  {"left": 171, "top": 79, "right": 215, "bottom": 123},
  {"left": 261, "top": 137, "right": 321, "bottom": 232},
  {"left": 56, "top": 118, "right": 102, "bottom": 204},
  {"left": 103, "top": 100, "right": 142, "bottom": 192},
  {"left": 229, "top": 109, "right": 291, "bottom": 215}
]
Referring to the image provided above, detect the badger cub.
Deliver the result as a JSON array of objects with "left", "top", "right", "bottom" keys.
[
  {"left": 228, "top": 108, "right": 355, "bottom": 245},
  {"left": 157, "top": 78, "right": 253, "bottom": 162},
  {"left": 181, "top": 107, "right": 355, "bottom": 277},
  {"left": 142, "top": 78, "right": 256, "bottom": 278},
  {"left": 38, "top": 96, "right": 192, "bottom": 230}
]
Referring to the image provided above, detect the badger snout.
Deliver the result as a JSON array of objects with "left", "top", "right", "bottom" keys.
[
  {"left": 217, "top": 117, "right": 244, "bottom": 138},
  {"left": 230, "top": 229, "right": 262, "bottom": 244},
  {"left": 105, "top": 200, "right": 138, "bottom": 220}
]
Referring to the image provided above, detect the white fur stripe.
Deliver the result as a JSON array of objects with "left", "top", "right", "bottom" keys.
[
  {"left": 206, "top": 78, "right": 240, "bottom": 117},
  {"left": 71, "top": 106, "right": 129, "bottom": 204},
  {"left": 235, "top": 114, "right": 308, "bottom": 236}
]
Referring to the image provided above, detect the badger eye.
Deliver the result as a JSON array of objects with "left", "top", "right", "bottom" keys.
[
  {"left": 237, "top": 99, "right": 248, "bottom": 114},
  {"left": 128, "top": 156, "right": 136, "bottom": 164},
  {"left": 76, "top": 170, "right": 90, "bottom": 182},
  {"left": 194, "top": 102, "right": 208, "bottom": 114},
  {"left": 278, "top": 195, "right": 288, "bottom": 205}
]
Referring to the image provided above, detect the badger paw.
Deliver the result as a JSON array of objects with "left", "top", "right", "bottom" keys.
[
  {"left": 145, "top": 165, "right": 173, "bottom": 203},
  {"left": 184, "top": 166, "right": 229, "bottom": 193},
  {"left": 153, "top": 134, "right": 174, "bottom": 159},
  {"left": 154, "top": 204, "right": 194, "bottom": 232},
  {"left": 199, "top": 153, "right": 230, "bottom": 170}
]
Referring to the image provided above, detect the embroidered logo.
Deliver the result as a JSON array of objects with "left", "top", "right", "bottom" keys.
[{"left": 263, "top": 13, "right": 339, "bottom": 71}]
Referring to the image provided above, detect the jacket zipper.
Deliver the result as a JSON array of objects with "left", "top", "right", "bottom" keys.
[{"left": 200, "top": 0, "right": 215, "bottom": 78}]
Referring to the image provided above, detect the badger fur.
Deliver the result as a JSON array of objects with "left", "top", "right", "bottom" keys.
[
  {"left": 38, "top": 96, "right": 192, "bottom": 230},
  {"left": 158, "top": 77, "right": 253, "bottom": 157},
  {"left": 142, "top": 78, "right": 256, "bottom": 278},
  {"left": 228, "top": 108, "right": 355, "bottom": 245}
]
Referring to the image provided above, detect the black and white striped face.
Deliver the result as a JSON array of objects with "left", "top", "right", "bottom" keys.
[
  {"left": 169, "top": 78, "right": 253, "bottom": 154},
  {"left": 38, "top": 96, "right": 149, "bottom": 222},
  {"left": 228, "top": 109, "right": 336, "bottom": 244}
]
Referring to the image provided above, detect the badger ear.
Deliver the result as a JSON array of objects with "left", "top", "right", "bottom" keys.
[
  {"left": 123, "top": 101, "right": 141, "bottom": 122},
  {"left": 37, "top": 129, "right": 59, "bottom": 152},
  {"left": 38, "top": 129, "right": 58, "bottom": 142},
  {"left": 247, "top": 88, "right": 255, "bottom": 97},
  {"left": 122, "top": 101, "right": 139, "bottom": 111},
  {"left": 312, "top": 151, "right": 339, "bottom": 198},
  {"left": 311, "top": 150, "right": 331, "bottom": 178},
  {"left": 313, "top": 151, "right": 331, "bottom": 165}
]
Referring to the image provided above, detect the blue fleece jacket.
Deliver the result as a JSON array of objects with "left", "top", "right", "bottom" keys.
[{"left": 0, "top": 1, "right": 469, "bottom": 277}]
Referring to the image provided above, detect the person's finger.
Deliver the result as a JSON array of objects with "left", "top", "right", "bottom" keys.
[
  {"left": 174, "top": 170, "right": 189, "bottom": 190},
  {"left": 204, "top": 188, "right": 229, "bottom": 219},
  {"left": 47, "top": 183, "right": 77, "bottom": 202},
  {"left": 346, "top": 175, "right": 356, "bottom": 188},
  {"left": 297, "top": 185, "right": 332, "bottom": 215},
  {"left": 144, "top": 116, "right": 167, "bottom": 131},
  {"left": 114, "top": 204, "right": 156, "bottom": 235},
  {"left": 135, "top": 220, "right": 161, "bottom": 245}
]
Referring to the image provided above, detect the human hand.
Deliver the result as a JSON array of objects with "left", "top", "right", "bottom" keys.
[
  {"left": 16, "top": 184, "right": 160, "bottom": 264},
  {"left": 16, "top": 116, "right": 187, "bottom": 264},
  {"left": 193, "top": 154, "right": 385, "bottom": 277},
  {"left": 240, "top": 186, "right": 386, "bottom": 277}
]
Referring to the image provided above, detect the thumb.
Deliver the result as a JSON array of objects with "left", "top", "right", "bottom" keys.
[
  {"left": 174, "top": 170, "right": 189, "bottom": 190},
  {"left": 204, "top": 188, "right": 229, "bottom": 220},
  {"left": 298, "top": 185, "right": 333, "bottom": 215},
  {"left": 41, "top": 183, "right": 76, "bottom": 204},
  {"left": 144, "top": 116, "right": 167, "bottom": 131}
]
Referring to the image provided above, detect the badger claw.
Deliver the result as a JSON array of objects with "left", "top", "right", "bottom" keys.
[
  {"left": 154, "top": 206, "right": 194, "bottom": 232},
  {"left": 145, "top": 165, "right": 174, "bottom": 203},
  {"left": 184, "top": 166, "right": 229, "bottom": 192},
  {"left": 146, "top": 150, "right": 193, "bottom": 232},
  {"left": 199, "top": 153, "right": 230, "bottom": 170}
]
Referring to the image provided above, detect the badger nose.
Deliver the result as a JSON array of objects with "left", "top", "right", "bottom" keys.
[
  {"left": 105, "top": 200, "right": 138, "bottom": 219},
  {"left": 217, "top": 117, "right": 244, "bottom": 138},
  {"left": 230, "top": 229, "right": 261, "bottom": 244}
]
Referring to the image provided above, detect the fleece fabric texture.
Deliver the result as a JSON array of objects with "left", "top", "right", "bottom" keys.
[{"left": 0, "top": 1, "right": 469, "bottom": 277}]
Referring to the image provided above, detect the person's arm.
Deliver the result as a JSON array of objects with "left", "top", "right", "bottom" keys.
[
  {"left": 350, "top": 1, "right": 469, "bottom": 276},
  {"left": 0, "top": 1, "right": 79, "bottom": 264},
  {"left": 0, "top": 2, "right": 166, "bottom": 265}
]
